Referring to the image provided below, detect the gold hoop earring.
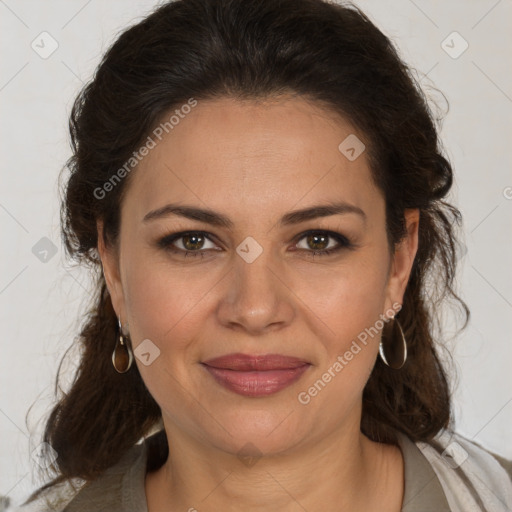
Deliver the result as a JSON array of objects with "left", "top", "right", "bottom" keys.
[
  {"left": 379, "top": 316, "right": 407, "bottom": 369},
  {"left": 112, "top": 317, "right": 134, "bottom": 373}
]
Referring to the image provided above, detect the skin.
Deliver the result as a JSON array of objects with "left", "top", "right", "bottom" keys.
[{"left": 98, "top": 95, "right": 419, "bottom": 511}]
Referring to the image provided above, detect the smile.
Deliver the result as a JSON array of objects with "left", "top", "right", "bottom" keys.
[
  {"left": 201, "top": 364, "right": 311, "bottom": 397},
  {"left": 201, "top": 353, "right": 312, "bottom": 397}
]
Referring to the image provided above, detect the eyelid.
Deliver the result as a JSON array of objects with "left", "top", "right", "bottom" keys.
[
  {"left": 157, "top": 230, "right": 220, "bottom": 251},
  {"left": 292, "top": 229, "right": 350, "bottom": 246},
  {"left": 157, "top": 229, "right": 355, "bottom": 257}
]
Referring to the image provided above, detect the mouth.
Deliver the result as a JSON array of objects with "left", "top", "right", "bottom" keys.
[{"left": 201, "top": 353, "right": 311, "bottom": 397}]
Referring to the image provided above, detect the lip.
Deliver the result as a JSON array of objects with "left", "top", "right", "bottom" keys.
[
  {"left": 202, "top": 353, "right": 310, "bottom": 370},
  {"left": 201, "top": 353, "right": 311, "bottom": 397}
]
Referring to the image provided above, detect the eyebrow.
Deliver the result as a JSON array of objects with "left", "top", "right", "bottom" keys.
[{"left": 142, "top": 201, "right": 367, "bottom": 228}]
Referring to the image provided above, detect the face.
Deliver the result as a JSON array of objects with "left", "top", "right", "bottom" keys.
[{"left": 98, "top": 95, "right": 419, "bottom": 457}]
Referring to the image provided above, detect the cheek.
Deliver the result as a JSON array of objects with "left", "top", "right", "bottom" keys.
[
  {"left": 294, "top": 257, "right": 389, "bottom": 347},
  {"left": 296, "top": 279, "right": 385, "bottom": 414},
  {"left": 124, "top": 268, "right": 175, "bottom": 340},
  {"left": 122, "top": 260, "right": 212, "bottom": 404},
  {"left": 292, "top": 257, "right": 389, "bottom": 404},
  {"left": 121, "top": 253, "right": 220, "bottom": 357}
]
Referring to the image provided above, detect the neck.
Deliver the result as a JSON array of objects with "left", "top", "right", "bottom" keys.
[{"left": 145, "top": 417, "right": 404, "bottom": 512}]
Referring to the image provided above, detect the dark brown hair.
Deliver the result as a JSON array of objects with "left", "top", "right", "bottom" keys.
[{"left": 23, "top": 0, "right": 469, "bottom": 505}]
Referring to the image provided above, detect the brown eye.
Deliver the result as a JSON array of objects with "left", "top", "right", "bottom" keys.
[
  {"left": 295, "top": 230, "right": 352, "bottom": 257},
  {"left": 181, "top": 233, "right": 206, "bottom": 251},
  {"left": 305, "top": 233, "right": 330, "bottom": 251},
  {"left": 157, "top": 231, "right": 218, "bottom": 257}
]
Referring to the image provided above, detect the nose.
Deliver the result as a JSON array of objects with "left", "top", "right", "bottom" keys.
[{"left": 216, "top": 244, "right": 295, "bottom": 335}]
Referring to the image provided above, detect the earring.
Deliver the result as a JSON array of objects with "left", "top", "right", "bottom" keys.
[
  {"left": 379, "top": 316, "right": 407, "bottom": 369},
  {"left": 112, "top": 317, "right": 134, "bottom": 373}
]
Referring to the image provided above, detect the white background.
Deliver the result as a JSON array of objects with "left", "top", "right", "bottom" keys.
[{"left": 1, "top": 0, "right": 511, "bottom": 507}]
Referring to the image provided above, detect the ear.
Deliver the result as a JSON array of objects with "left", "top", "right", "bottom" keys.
[
  {"left": 96, "top": 219, "right": 127, "bottom": 323},
  {"left": 383, "top": 208, "right": 420, "bottom": 315}
]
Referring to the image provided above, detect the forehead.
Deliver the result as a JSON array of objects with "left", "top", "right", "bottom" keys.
[{"left": 122, "top": 96, "right": 382, "bottom": 225}]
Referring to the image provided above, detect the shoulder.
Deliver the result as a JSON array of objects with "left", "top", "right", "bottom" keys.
[
  {"left": 414, "top": 428, "right": 512, "bottom": 511},
  {"left": 11, "top": 479, "right": 86, "bottom": 512},
  {"left": 13, "top": 442, "right": 147, "bottom": 512}
]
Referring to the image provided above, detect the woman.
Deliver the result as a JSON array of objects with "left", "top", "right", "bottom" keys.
[{"left": 17, "top": 0, "right": 512, "bottom": 510}]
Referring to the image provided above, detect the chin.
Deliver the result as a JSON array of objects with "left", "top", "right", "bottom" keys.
[{"left": 202, "top": 411, "right": 308, "bottom": 457}]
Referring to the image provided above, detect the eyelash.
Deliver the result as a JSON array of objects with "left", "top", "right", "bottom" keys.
[{"left": 157, "top": 230, "right": 354, "bottom": 259}]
